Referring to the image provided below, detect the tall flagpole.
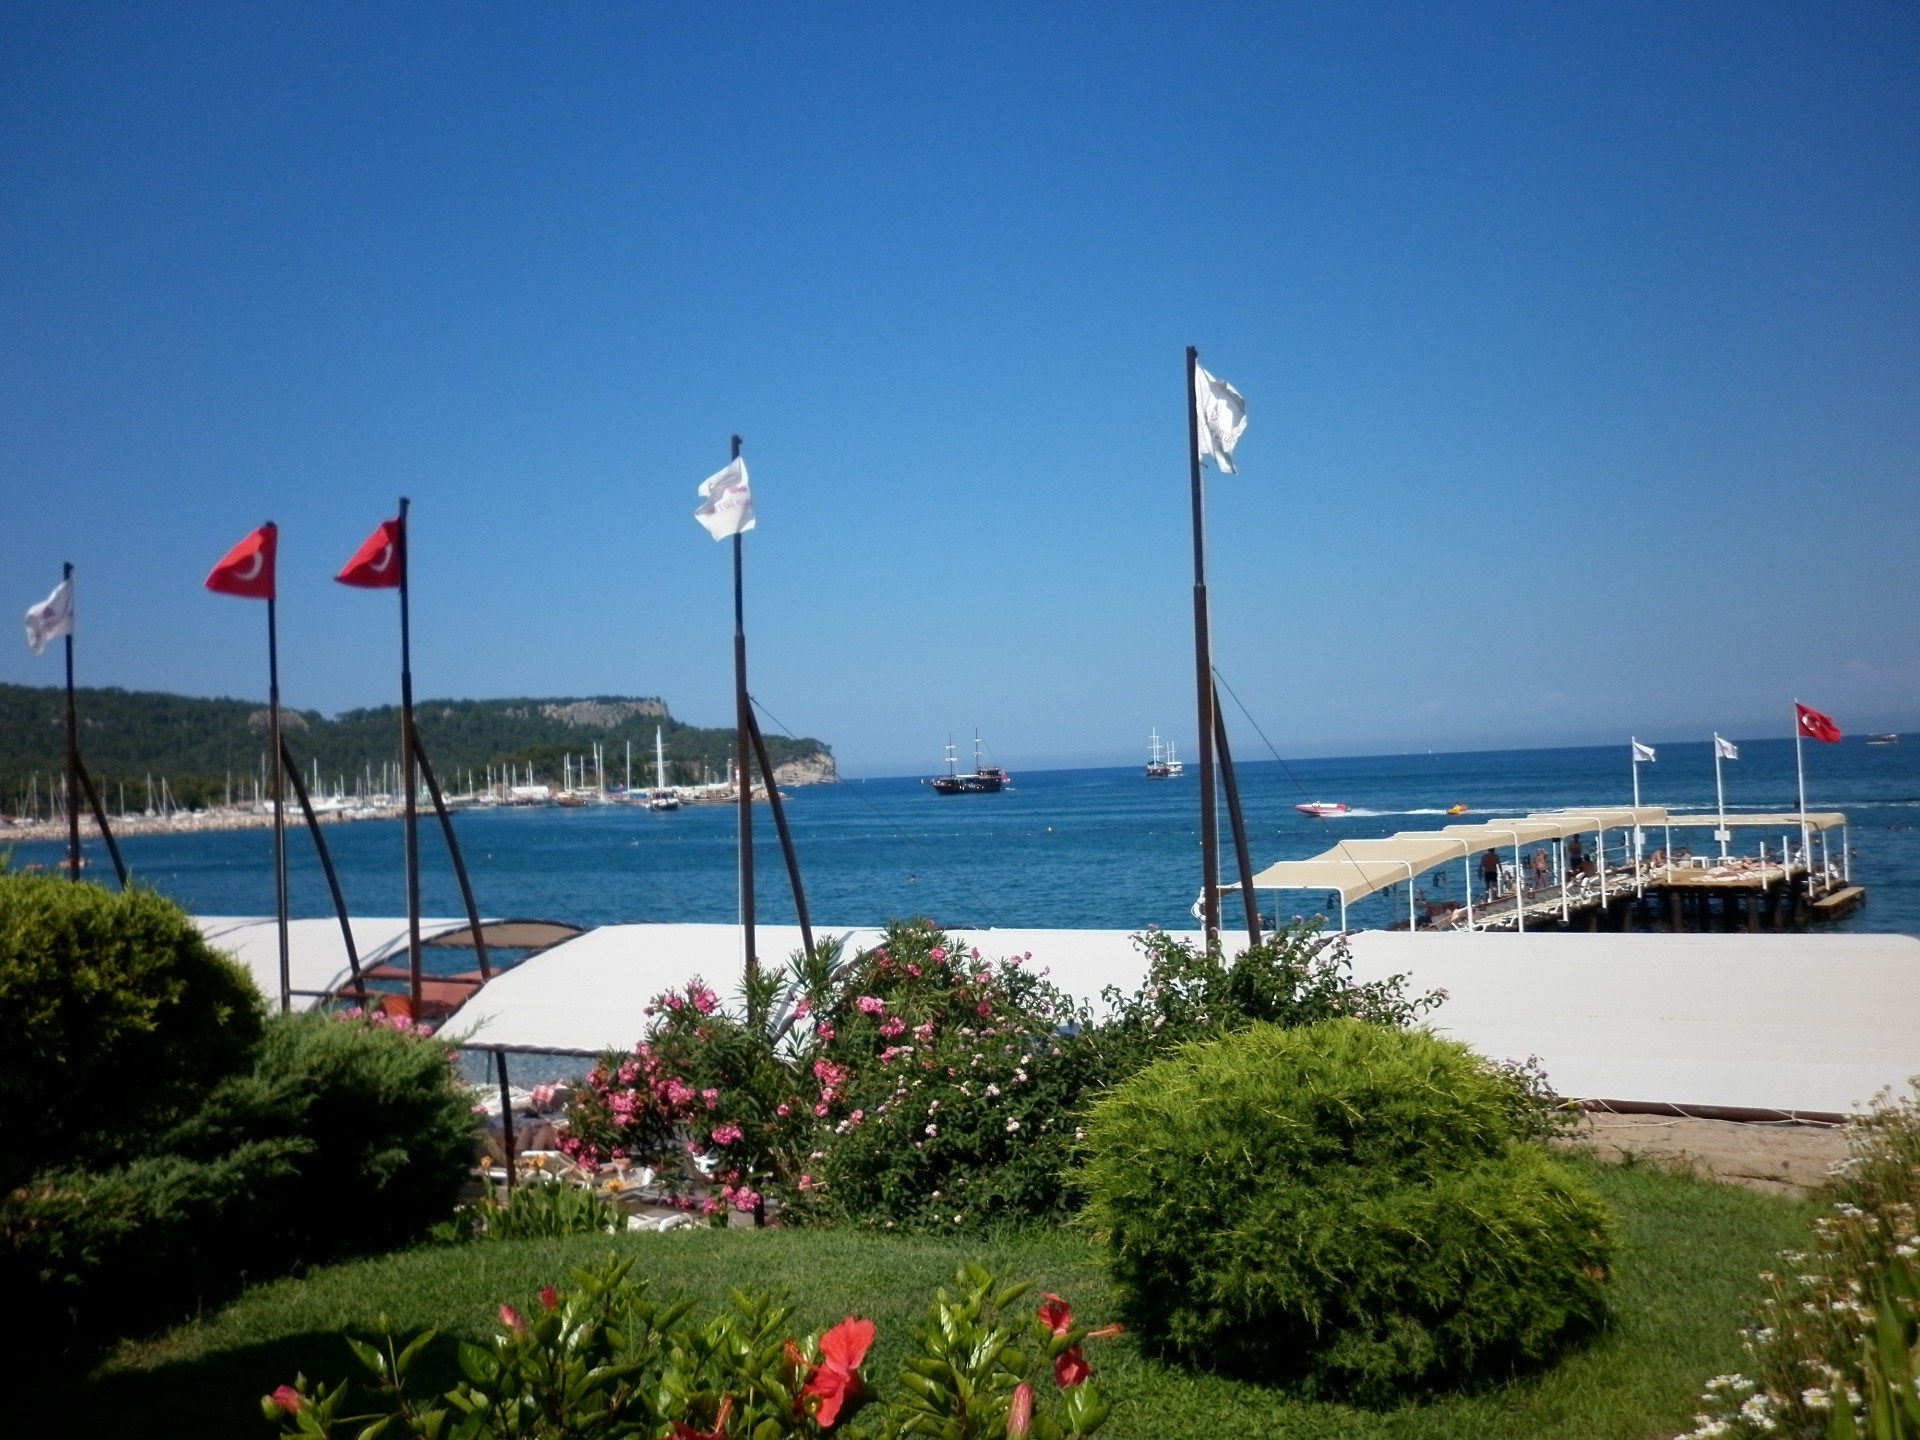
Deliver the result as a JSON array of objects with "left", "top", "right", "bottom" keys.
[
  {"left": 398, "top": 496, "right": 422, "bottom": 1019},
  {"left": 1793, "top": 700, "right": 1808, "bottom": 868},
  {"left": 730, "top": 435, "right": 756, "bottom": 986},
  {"left": 265, "top": 535, "right": 290, "bottom": 1014},
  {"left": 1187, "top": 348, "right": 1220, "bottom": 943},
  {"left": 1714, "top": 735, "right": 1728, "bottom": 860},
  {"left": 61, "top": 562, "right": 80, "bottom": 881}
]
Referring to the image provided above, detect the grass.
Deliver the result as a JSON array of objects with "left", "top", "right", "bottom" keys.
[{"left": 41, "top": 1159, "right": 1804, "bottom": 1440}]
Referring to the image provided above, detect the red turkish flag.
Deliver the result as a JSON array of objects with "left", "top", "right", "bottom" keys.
[
  {"left": 205, "top": 523, "right": 277, "bottom": 600},
  {"left": 335, "top": 518, "right": 403, "bottom": 589},
  {"left": 1796, "top": 703, "right": 1842, "bottom": 743}
]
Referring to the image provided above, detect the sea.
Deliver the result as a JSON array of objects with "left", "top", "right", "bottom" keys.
[{"left": 9, "top": 737, "right": 1919, "bottom": 938}]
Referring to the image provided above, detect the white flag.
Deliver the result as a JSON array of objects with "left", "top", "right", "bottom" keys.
[
  {"left": 693, "top": 457, "right": 755, "bottom": 541},
  {"left": 24, "top": 578, "right": 73, "bottom": 656},
  {"left": 1194, "top": 361, "right": 1247, "bottom": 474},
  {"left": 1631, "top": 740, "right": 1656, "bottom": 763},
  {"left": 1714, "top": 734, "right": 1739, "bottom": 761}
]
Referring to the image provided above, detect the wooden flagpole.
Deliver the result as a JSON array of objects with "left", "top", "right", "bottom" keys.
[
  {"left": 730, "top": 436, "right": 757, "bottom": 988},
  {"left": 1187, "top": 348, "right": 1221, "bottom": 943},
  {"left": 398, "top": 497, "right": 422, "bottom": 1019}
]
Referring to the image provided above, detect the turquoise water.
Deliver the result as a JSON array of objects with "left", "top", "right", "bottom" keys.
[{"left": 11, "top": 737, "right": 1918, "bottom": 936}]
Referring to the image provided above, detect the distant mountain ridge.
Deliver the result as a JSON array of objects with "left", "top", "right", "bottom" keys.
[{"left": 0, "top": 684, "right": 833, "bottom": 812}]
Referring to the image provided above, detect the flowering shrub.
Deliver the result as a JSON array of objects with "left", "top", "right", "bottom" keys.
[
  {"left": 784, "top": 921, "right": 1100, "bottom": 1232},
  {"left": 1676, "top": 1084, "right": 1920, "bottom": 1439},
  {"left": 1090, "top": 923, "right": 1444, "bottom": 1078},
  {"left": 259, "top": 1255, "right": 1115, "bottom": 1438}
]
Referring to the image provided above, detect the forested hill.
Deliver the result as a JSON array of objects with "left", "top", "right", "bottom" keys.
[{"left": 0, "top": 684, "right": 833, "bottom": 811}]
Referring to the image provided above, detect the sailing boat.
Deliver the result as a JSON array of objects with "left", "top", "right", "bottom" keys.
[
  {"left": 928, "top": 731, "right": 1009, "bottom": 794},
  {"left": 647, "top": 726, "right": 681, "bottom": 811},
  {"left": 1146, "top": 729, "right": 1185, "bottom": 779}
]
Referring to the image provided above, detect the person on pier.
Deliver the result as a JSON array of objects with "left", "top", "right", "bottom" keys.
[{"left": 1480, "top": 848, "right": 1501, "bottom": 902}]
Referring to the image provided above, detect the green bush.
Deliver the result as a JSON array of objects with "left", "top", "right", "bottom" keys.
[
  {"left": 1079, "top": 1018, "right": 1613, "bottom": 1404},
  {"left": 0, "top": 873, "right": 263, "bottom": 1186},
  {"left": 166, "top": 1010, "right": 477, "bottom": 1261},
  {"left": 2, "top": 1011, "right": 476, "bottom": 1340}
]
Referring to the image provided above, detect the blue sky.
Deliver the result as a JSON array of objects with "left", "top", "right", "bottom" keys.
[{"left": 2, "top": 2, "right": 1915, "bottom": 777}]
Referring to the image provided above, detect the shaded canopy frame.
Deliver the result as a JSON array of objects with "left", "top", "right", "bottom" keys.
[{"left": 1224, "top": 806, "right": 1812, "bottom": 930}]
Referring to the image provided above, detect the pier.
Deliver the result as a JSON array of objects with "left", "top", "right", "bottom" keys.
[{"left": 1229, "top": 807, "right": 1860, "bottom": 934}]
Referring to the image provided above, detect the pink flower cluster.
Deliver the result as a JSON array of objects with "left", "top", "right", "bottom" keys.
[{"left": 332, "top": 1007, "right": 436, "bottom": 1037}]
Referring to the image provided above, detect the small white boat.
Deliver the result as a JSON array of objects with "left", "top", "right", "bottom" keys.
[
  {"left": 1295, "top": 802, "right": 1351, "bottom": 818},
  {"left": 647, "top": 726, "right": 681, "bottom": 812}
]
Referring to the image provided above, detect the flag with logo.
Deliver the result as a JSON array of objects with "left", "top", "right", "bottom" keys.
[
  {"left": 23, "top": 578, "right": 74, "bottom": 656},
  {"left": 1796, "top": 704, "right": 1842, "bottom": 743},
  {"left": 1631, "top": 741, "right": 1656, "bottom": 763},
  {"left": 1194, "top": 360, "right": 1247, "bottom": 474},
  {"left": 1714, "top": 735, "right": 1739, "bottom": 761},
  {"left": 694, "top": 457, "right": 755, "bottom": 540},
  {"left": 206, "top": 524, "right": 278, "bottom": 600},
  {"left": 336, "top": 517, "right": 404, "bottom": 588}
]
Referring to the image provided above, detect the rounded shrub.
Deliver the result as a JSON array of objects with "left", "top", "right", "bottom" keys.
[
  {"left": 0, "top": 873, "right": 263, "bottom": 1186},
  {"left": 167, "top": 1010, "right": 479, "bottom": 1260},
  {"left": 1079, "top": 1018, "right": 1613, "bottom": 1403}
]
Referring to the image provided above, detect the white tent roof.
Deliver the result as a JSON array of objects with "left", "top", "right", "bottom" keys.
[
  {"left": 195, "top": 915, "right": 475, "bottom": 1010},
  {"left": 443, "top": 924, "right": 888, "bottom": 1053},
  {"left": 1342, "top": 930, "right": 1920, "bottom": 1117},
  {"left": 437, "top": 918, "right": 1920, "bottom": 1116}
]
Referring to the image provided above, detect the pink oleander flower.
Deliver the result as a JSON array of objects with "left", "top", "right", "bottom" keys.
[
  {"left": 879, "top": 1017, "right": 906, "bottom": 1039},
  {"left": 914, "top": 1021, "right": 936, "bottom": 1041},
  {"left": 795, "top": 996, "right": 812, "bottom": 1018},
  {"left": 702, "top": 1195, "right": 726, "bottom": 1216},
  {"left": 777, "top": 1102, "right": 791, "bottom": 1117},
  {"left": 907, "top": 963, "right": 922, "bottom": 977},
  {"left": 856, "top": 995, "right": 886, "bottom": 1015},
  {"left": 730, "top": 1186, "right": 761, "bottom": 1212},
  {"left": 690, "top": 984, "right": 719, "bottom": 1014},
  {"left": 977, "top": 1001, "right": 993, "bottom": 1016},
  {"left": 814, "top": 1059, "right": 849, "bottom": 1087},
  {"left": 850, "top": 1109, "right": 864, "bottom": 1124},
  {"left": 711, "top": 1123, "right": 744, "bottom": 1146},
  {"left": 814, "top": 1100, "right": 830, "bottom": 1117},
  {"left": 816, "top": 1021, "right": 835, "bottom": 1041},
  {"left": 929, "top": 946, "right": 947, "bottom": 962},
  {"left": 798, "top": 1173, "right": 816, "bottom": 1191},
  {"left": 702, "top": 1087, "right": 720, "bottom": 1109},
  {"left": 269, "top": 1385, "right": 302, "bottom": 1415}
]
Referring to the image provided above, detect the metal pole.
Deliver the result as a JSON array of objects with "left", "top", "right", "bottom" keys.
[
  {"left": 74, "top": 764, "right": 128, "bottom": 888},
  {"left": 61, "top": 563, "right": 80, "bottom": 880},
  {"left": 1794, "top": 701, "right": 1809, "bottom": 872},
  {"left": 731, "top": 435, "right": 756, "bottom": 985},
  {"left": 267, "top": 576, "right": 290, "bottom": 1014},
  {"left": 413, "top": 732, "right": 491, "bottom": 980},
  {"left": 399, "top": 498, "right": 422, "bottom": 1020},
  {"left": 1186, "top": 348, "right": 1220, "bottom": 943},
  {"left": 746, "top": 706, "right": 814, "bottom": 965},
  {"left": 1714, "top": 737, "right": 1728, "bottom": 860},
  {"left": 282, "top": 736, "right": 364, "bottom": 999},
  {"left": 1462, "top": 856, "right": 1474, "bottom": 930},
  {"left": 1212, "top": 687, "right": 1260, "bottom": 948},
  {"left": 496, "top": 1050, "right": 516, "bottom": 1193}
]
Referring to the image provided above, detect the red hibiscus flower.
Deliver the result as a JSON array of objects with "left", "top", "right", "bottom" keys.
[
  {"left": 1054, "top": 1345, "right": 1091, "bottom": 1388},
  {"left": 1008, "top": 1381, "right": 1035, "bottom": 1437},
  {"left": 499, "top": 1304, "right": 526, "bottom": 1334},
  {"left": 799, "top": 1316, "right": 875, "bottom": 1427},
  {"left": 539, "top": 1285, "right": 559, "bottom": 1311},
  {"left": 669, "top": 1394, "right": 734, "bottom": 1440},
  {"left": 1037, "top": 1293, "right": 1073, "bottom": 1337}
]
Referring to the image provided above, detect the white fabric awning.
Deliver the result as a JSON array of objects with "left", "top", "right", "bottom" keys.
[{"left": 195, "top": 915, "right": 477, "bottom": 1010}]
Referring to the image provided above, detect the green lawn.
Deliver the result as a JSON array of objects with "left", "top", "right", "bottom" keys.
[{"left": 51, "top": 1160, "right": 1803, "bottom": 1440}]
